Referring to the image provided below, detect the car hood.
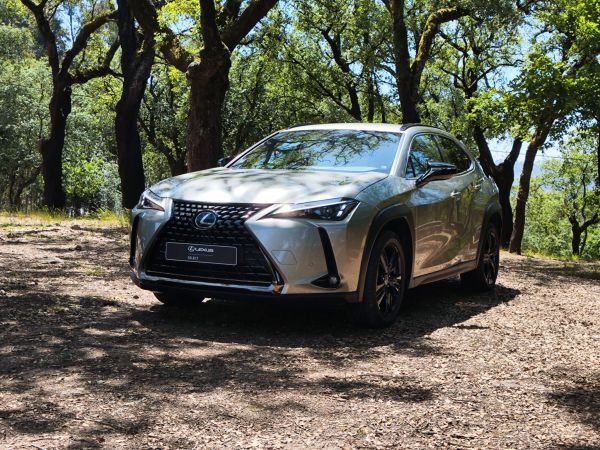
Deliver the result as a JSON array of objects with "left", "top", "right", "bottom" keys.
[{"left": 149, "top": 168, "right": 387, "bottom": 204}]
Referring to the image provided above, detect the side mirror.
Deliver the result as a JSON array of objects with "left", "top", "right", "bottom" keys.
[
  {"left": 416, "top": 161, "right": 457, "bottom": 187},
  {"left": 217, "top": 156, "right": 234, "bottom": 167}
]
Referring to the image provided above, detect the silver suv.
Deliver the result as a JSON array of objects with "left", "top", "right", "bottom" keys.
[{"left": 130, "top": 123, "right": 501, "bottom": 327}]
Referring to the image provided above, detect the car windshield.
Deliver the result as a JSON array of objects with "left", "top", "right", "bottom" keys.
[{"left": 229, "top": 129, "right": 402, "bottom": 173}]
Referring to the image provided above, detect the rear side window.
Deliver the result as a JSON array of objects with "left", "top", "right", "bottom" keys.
[
  {"left": 436, "top": 136, "right": 472, "bottom": 173},
  {"left": 405, "top": 134, "right": 443, "bottom": 178}
]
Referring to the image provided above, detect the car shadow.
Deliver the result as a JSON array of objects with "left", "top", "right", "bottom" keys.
[
  {"left": 0, "top": 279, "right": 519, "bottom": 442},
  {"left": 133, "top": 277, "right": 519, "bottom": 353}
]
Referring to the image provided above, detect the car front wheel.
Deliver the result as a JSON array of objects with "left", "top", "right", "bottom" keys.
[{"left": 349, "top": 230, "right": 407, "bottom": 328}]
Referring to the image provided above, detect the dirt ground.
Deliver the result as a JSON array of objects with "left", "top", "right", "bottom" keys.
[{"left": 0, "top": 217, "right": 598, "bottom": 449}]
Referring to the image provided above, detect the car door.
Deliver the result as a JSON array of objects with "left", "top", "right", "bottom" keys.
[
  {"left": 435, "top": 135, "right": 482, "bottom": 264},
  {"left": 405, "top": 134, "right": 456, "bottom": 277}
]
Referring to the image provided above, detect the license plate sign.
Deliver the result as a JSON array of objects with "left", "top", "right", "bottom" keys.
[{"left": 165, "top": 242, "right": 237, "bottom": 265}]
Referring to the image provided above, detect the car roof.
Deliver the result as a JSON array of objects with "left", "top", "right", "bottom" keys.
[{"left": 285, "top": 123, "right": 444, "bottom": 133}]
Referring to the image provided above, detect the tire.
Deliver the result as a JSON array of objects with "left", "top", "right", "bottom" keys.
[
  {"left": 349, "top": 230, "right": 407, "bottom": 328},
  {"left": 461, "top": 223, "right": 500, "bottom": 291},
  {"left": 153, "top": 292, "right": 205, "bottom": 307}
]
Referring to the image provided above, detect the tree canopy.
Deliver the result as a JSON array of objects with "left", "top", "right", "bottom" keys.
[{"left": 0, "top": 0, "right": 599, "bottom": 258}]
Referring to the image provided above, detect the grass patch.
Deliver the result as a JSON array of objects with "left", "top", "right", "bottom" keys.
[
  {"left": 515, "top": 251, "right": 600, "bottom": 280},
  {"left": 0, "top": 209, "right": 129, "bottom": 228},
  {"left": 85, "top": 266, "right": 106, "bottom": 277},
  {"left": 521, "top": 249, "right": 586, "bottom": 262}
]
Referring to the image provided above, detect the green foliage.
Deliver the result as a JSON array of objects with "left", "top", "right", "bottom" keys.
[
  {"left": 0, "top": 0, "right": 599, "bottom": 260},
  {"left": 0, "top": 43, "right": 48, "bottom": 207},
  {"left": 139, "top": 64, "right": 188, "bottom": 181},
  {"left": 62, "top": 77, "right": 121, "bottom": 211},
  {"left": 522, "top": 181, "right": 574, "bottom": 257},
  {"left": 523, "top": 130, "right": 600, "bottom": 259}
]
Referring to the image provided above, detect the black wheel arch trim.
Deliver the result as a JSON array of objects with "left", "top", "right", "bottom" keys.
[
  {"left": 357, "top": 203, "right": 415, "bottom": 300},
  {"left": 478, "top": 200, "right": 502, "bottom": 261}
]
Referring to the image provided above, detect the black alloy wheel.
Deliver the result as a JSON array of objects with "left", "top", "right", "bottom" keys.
[
  {"left": 376, "top": 240, "right": 404, "bottom": 319},
  {"left": 349, "top": 230, "right": 407, "bottom": 328},
  {"left": 461, "top": 223, "right": 500, "bottom": 291}
]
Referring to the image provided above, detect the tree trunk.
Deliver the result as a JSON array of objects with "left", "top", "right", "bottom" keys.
[
  {"left": 7, "top": 172, "right": 17, "bottom": 209},
  {"left": 41, "top": 80, "right": 71, "bottom": 209},
  {"left": 396, "top": 77, "right": 420, "bottom": 123},
  {"left": 115, "top": 0, "right": 154, "bottom": 209},
  {"left": 571, "top": 222, "right": 582, "bottom": 256},
  {"left": 580, "top": 228, "right": 588, "bottom": 256},
  {"left": 473, "top": 126, "right": 521, "bottom": 247},
  {"left": 509, "top": 126, "right": 552, "bottom": 254},
  {"left": 185, "top": 48, "right": 231, "bottom": 172},
  {"left": 166, "top": 154, "right": 187, "bottom": 176},
  {"left": 496, "top": 171, "right": 515, "bottom": 247}
]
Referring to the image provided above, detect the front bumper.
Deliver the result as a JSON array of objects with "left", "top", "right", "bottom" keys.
[
  {"left": 130, "top": 272, "right": 358, "bottom": 302},
  {"left": 129, "top": 199, "right": 373, "bottom": 302}
]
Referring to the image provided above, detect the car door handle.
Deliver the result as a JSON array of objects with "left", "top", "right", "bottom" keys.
[
  {"left": 472, "top": 180, "right": 483, "bottom": 191},
  {"left": 450, "top": 191, "right": 462, "bottom": 198}
]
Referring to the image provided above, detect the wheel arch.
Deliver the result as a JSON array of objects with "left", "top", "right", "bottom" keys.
[
  {"left": 357, "top": 204, "right": 415, "bottom": 301},
  {"left": 478, "top": 200, "right": 502, "bottom": 260}
]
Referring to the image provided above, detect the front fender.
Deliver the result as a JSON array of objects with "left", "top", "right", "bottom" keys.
[{"left": 355, "top": 203, "right": 415, "bottom": 300}]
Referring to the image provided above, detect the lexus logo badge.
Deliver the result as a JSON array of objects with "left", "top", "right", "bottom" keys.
[{"left": 194, "top": 210, "right": 218, "bottom": 229}]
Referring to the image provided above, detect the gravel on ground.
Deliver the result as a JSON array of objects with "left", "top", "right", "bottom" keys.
[{"left": 0, "top": 217, "right": 598, "bottom": 449}]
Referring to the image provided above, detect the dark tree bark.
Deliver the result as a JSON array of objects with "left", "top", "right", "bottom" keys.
[
  {"left": 571, "top": 219, "right": 582, "bottom": 255},
  {"left": 131, "top": 0, "right": 277, "bottom": 172},
  {"left": 569, "top": 214, "right": 599, "bottom": 256},
  {"left": 185, "top": 0, "right": 277, "bottom": 171},
  {"left": 186, "top": 46, "right": 231, "bottom": 171},
  {"left": 509, "top": 123, "right": 553, "bottom": 254},
  {"left": 385, "top": 0, "right": 468, "bottom": 123},
  {"left": 115, "top": 0, "right": 155, "bottom": 208},
  {"left": 474, "top": 125, "right": 523, "bottom": 247},
  {"left": 20, "top": 0, "right": 117, "bottom": 208},
  {"left": 41, "top": 80, "right": 71, "bottom": 207}
]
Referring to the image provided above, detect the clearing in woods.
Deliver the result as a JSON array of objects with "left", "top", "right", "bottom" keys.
[{"left": 0, "top": 216, "right": 598, "bottom": 448}]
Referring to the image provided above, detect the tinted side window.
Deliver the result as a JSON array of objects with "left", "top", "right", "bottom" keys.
[
  {"left": 405, "top": 134, "right": 443, "bottom": 178},
  {"left": 436, "top": 136, "right": 472, "bottom": 173}
]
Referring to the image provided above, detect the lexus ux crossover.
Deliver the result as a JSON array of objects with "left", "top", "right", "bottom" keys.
[{"left": 130, "top": 123, "right": 501, "bottom": 327}]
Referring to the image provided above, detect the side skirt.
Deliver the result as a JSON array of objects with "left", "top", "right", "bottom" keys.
[{"left": 410, "top": 260, "right": 478, "bottom": 288}]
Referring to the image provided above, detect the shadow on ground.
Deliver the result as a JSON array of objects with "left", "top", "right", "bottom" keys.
[
  {"left": 0, "top": 278, "right": 518, "bottom": 442},
  {"left": 549, "top": 374, "right": 600, "bottom": 437},
  {"left": 134, "top": 278, "right": 518, "bottom": 349}
]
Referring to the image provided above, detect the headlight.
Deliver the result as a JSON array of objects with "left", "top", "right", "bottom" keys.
[
  {"left": 267, "top": 198, "right": 359, "bottom": 221},
  {"left": 136, "top": 189, "right": 166, "bottom": 211}
]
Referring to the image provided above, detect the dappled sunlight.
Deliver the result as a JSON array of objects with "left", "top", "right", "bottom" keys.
[
  {"left": 0, "top": 221, "right": 598, "bottom": 448},
  {"left": 151, "top": 168, "right": 387, "bottom": 204}
]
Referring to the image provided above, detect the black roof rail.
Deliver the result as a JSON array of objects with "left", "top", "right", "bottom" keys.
[
  {"left": 399, "top": 123, "right": 422, "bottom": 130},
  {"left": 399, "top": 123, "right": 447, "bottom": 132}
]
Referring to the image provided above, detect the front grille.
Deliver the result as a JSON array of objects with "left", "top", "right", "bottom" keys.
[{"left": 145, "top": 201, "right": 276, "bottom": 286}]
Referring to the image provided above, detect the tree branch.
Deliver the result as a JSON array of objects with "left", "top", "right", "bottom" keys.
[
  {"left": 72, "top": 39, "right": 120, "bottom": 84},
  {"left": 473, "top": 124, "right": 497, "bottom": 178},
  {"left": 199, "top": 0, "right": 222, "bottom": 49},
  {"left": 504, "top": 137, "right": 523, "bottom": 167},
  {"left": 221, "top": 0, "right": 278, "bottom": 50},
  {"left": 62, "top": 11, "right": 117, "bottom": 72},
  {"left": 129, "top": 0, "right": 193, "bottom": 72},
  {"left": 20, "top": 0, "right": 60, "bottom": 76},
  {"left": 581, "top": 213, "right": 600, "bottom": 230},
  {"left": 411, "top": 6, "right": 469, "bottom": 81}
]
